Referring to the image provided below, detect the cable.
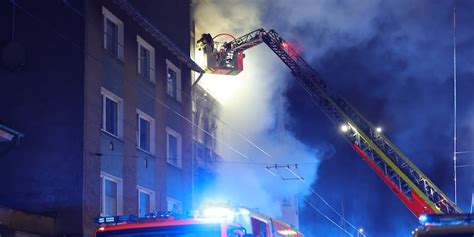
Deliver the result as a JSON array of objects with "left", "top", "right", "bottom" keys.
[
  {"left": 11, "top": 1, "right": 368, "bottom": 234},
  {"left": 452, "top": 0, "right": 458, "bottom": 205},
  {"left": 302, "top": 178, "right": 363, "bottom": 234},
  {"left": 96, "top": 153, "right": 319, "bottom": 166},
  {"left": 53, "top": 0, "right": 272, "bottom": 160},
  {"left": 265, "top": 163, "right": 367, "bottom": 235},
  {"left": 6, "top": 0, "right": 255, "bottom": 160},
  {"left": 302, "top": 197, "right": 354, "bottom": 237}
]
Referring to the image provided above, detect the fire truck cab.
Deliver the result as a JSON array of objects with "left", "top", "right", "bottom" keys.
[
  {"left": 95, "top": 207, "right": 303, "bottom": 237},
  {"left": 412, "top": 214, "right": 474, "bottom": 236}
]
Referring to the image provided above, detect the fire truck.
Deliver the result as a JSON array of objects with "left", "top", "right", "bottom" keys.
[
  {"left": 412, "top": 213, "right": 474, "bottom": 236},
  {"left": 95, "top": 206, "right": 303, "bottom": 237}
]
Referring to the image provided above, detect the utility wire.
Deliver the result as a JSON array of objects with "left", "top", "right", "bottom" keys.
[
  {"left": 452, "top": 0, "right": 458, "bottom": 205},
  {"left": 303, "top": 198, "right": 354, "bottom": 237},
  {"left": 267, "top": 164, "right": 367, "bottom": 236},
  {"left": 11, "top": 1, "right": 368, "bottom": 234},
  {"left": 6, "top": 0, "right": 255, "bottom": 160}
]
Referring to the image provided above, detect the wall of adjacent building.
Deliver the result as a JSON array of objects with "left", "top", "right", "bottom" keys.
[{"left": 0, "top": 0, "right": 86, "bottom": 235}]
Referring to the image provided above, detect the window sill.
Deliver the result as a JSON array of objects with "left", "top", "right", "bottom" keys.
[
  {"left": 166, "top": 160, "right": 182, "bottom": 169},
  {"left": 138, "top": 74, "right": 156, "bottom": 86},
  {"left": 137, "top": 146, "right": 154, "bottom": 156},
  {"left": 100, "top": 129, "right": 123, "bottom": 141},
  {"left": 166, "top": 94, "right": 182, "bottom": 104},
  {"left": 103, "top": 49, "right": 124, "bottom": 64}
]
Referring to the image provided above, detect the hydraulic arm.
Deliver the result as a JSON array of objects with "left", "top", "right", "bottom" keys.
[{"left": 197, "top": 29, "right": 462, "bottom": 217}]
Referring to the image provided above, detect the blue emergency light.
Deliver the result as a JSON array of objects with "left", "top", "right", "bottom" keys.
[
  {"left": 145, "top": 211, "right": 173, "bottom": 219},
  {"left": 419, "top": 214, "right": 474, "bottom": 226},
  {"left": 95, "top": 215, "right": 138, "bottom": 225}
]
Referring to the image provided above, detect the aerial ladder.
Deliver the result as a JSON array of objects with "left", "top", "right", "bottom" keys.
[{"left": 196, "top": 29, "right": 462, "bottom": 218}]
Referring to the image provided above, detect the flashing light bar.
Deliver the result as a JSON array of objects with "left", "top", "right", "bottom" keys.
[
  {"left": 277, "top": 229, "right": 298, "bottom": 236},
  {"left": 95, "top": 215, "right": 138, "bottom": 225},
  {"left": 95, "top": 212, "right": 176, "bottom": 225},
  {"left": 419, "top": 214, "right": 474, "bottom": 226},
  {"left": 145, "top": 211, "right": 174, "bottom": 219}
]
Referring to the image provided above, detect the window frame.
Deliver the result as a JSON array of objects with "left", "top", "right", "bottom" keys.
[
  {"left": 101, "top": 87, "right": 123, "bottom": 138},
  {"left": 137, "top": 186, "right": 155, "bottom": 217},
  {"left": 102, "top": 7, "right": 124, "bottom": 60},
  {"left": 166, "top": 127, "right": 182, "bottom": 168},
  {"left": 166, "top": 59, "right": 182, "bottom": 102},
  {"left": 137, "top": 36, "right": 156, "bottom": 83},
  {"left": 100, "top": 172, "right": 123, "bottom": 217},
  {"left": 166, "top": 196, "right": 182, "bottom": 214},
  {"left": 137, "top": 109, "right": 155, "bottom": 154}
]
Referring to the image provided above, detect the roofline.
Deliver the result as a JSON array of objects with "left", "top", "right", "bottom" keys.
[
  {"left": 112, "top": 0, "right": 204, "bottom": 73},
  {"left": 0, "top": 123, "right": 24, "bottom": 138}
]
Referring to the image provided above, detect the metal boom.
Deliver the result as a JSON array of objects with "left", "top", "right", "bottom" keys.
[{"left": 197, "top": 29, "right": 462, "bottom": 217}]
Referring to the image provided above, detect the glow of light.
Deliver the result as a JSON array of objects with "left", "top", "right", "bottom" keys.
[
  {"left": 237, "top": 208, "right": 250, "bottom": 216},
  {"left": 194, "top": 48, "right": 247, "bottom": 106},
  {"left": 277, "top": 229, "right": 298, "bottom": 236},
  {"left": 375, "top": 127, "right": 382, "bottom": 133},
  {"left": 358, "top": 228, "right": 364, "bottom": 233},
  {"left": 340, "top": 124, "right": 349, "bottom": 133},
  {"left": 98, "top": 227, "right": 105, "bottom": 231},
  {"left": 281, "top": 42, "right": 288, "bottom": 48},
  {"left": 419, "top": 214, "right": 428, "bottom": 224},
  {"left": 202, "top": 206, "right": 235, "bottom": 220}
]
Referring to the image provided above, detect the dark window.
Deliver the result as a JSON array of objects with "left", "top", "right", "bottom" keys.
[
  {"left": 105, "top": 19, "right": 118, "bottom": 57},
  {"left": 103, "top": 96, "right": 118, "bottom": 136},
  {"left": 138, "top": 116, "right": 151, "bottom": 152},
  {"left": 168, "top": 133, "right": 178, "bottom": 166},
  {"left": 139, "top": 45, "right": 150, "bottom": 79},
  {"left": 138, "top": 191, "right": 150, "bottom": 217},
  {"left": 167, "top": 68, "right": 177, "bottom": 97},
  {"left": 103, "top": 179, "right": 117, "bottom": 216}
]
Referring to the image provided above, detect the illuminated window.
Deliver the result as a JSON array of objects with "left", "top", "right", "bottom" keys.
[
  {"left": 166, "top": 127, "right": 182, "bottom": 168},
  {"left": 137, "top": 186, "right": 155, "bottom": 217},
  {"left": 166, "top": 196, "right": 182, "bottom": 214},
  {"left": 102, "top": 7, "right": 123, "bottom": 60},
  {"left": 101, "top": 88, "right": 123, "bottom": 138},
  {"left": 166, "top": 59, "right": 181, "bottom": 102},
  {"left": 137, "top": 36, "right": 155, "bottom": 83},
  {"left": 101, "top": 172, "right": 123, "bottom": 216},
  {"left": 137, "top": 110, "right": 155, "bottom": 154}
]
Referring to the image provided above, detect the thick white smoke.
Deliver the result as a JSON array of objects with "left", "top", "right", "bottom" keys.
[
  {"left": 192, "top": 0, "right": 328, "bottom": 218},
  {"left": 192, "top": 0, "right": 430, "bottom": 223}
]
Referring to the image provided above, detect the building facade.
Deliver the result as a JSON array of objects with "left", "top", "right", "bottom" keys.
[
  {"left": 0, "top": 0, "right": 201, "bottom": 236},
  {"left": 191, "top": 85, "right": 221, "bottom": 207}
]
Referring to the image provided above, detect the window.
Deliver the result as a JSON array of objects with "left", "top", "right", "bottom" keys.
[
  {"left": 166, "top": 196, "right": 182, "bottom": 214},
  {"left": 166, "top": 127, "right": 182, "bottom": 168},
  {"left": 166, "top": 59, "right": 182, "bottom": 102},
  {"left": 137, "top": 36, "right": 155, "bottom": 83},
  {"left": 137, "top": 186, "right": 155, "bottom": 217},
  {"left": 137, "top": 110, "right": 155, "bottom": 154},
  {"left": 101, "top": 172, "right": 123, "bottom": 216},
  {"left": 101, "top": 88, "right": 123, "bottom": 138},
  {"left": 102, "top": 7, "right": 124, "bottom": 60}
]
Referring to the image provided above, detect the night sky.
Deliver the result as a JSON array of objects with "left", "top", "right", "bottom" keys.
[{"left": 276, "top": 1, "right": 474, "bottom": 236}]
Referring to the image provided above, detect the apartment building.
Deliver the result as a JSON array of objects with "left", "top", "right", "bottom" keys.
[
  {"left": 191, "top": 85, "right": 222, "bottom": 206},
  {"left": 0, "top": 0, "right": 202, "bottom": 236}
]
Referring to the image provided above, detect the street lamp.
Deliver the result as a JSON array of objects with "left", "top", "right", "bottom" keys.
[{"left": 357, "top": 228, "right": 364, "bottom": 237}]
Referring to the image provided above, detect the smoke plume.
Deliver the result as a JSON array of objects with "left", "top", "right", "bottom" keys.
[{"left": 193, "top": 0, "right": 324, "bottom": 219}]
